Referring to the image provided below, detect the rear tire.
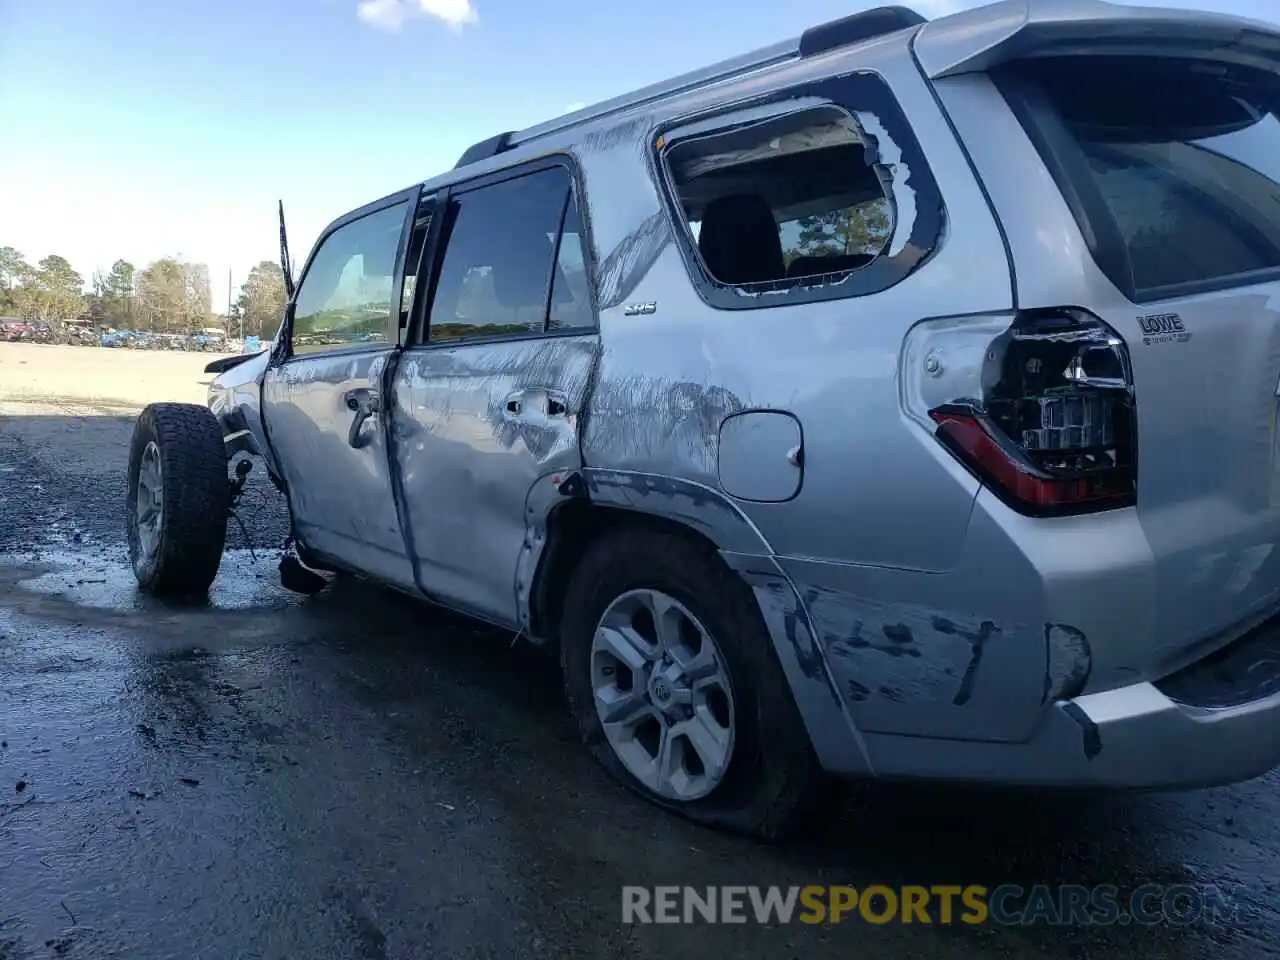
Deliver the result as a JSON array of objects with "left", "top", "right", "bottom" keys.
[
  {"left": 559, "top": 524, "right": 827, "bottom": 841},
  {"left": 126, "top": 402, "right": 228, "bottom": 597}
]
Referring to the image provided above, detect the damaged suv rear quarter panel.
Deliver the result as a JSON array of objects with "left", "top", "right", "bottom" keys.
[{"left": 571, "top": 34, "right": 1052, "bottom": 758}]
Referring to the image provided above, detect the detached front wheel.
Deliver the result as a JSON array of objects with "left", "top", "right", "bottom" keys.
[{"left": 127, "top": 402, "right": 228, "bottom": 596}]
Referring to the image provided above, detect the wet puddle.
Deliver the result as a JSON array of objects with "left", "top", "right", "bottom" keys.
[{"left": 7, "top": 549, "right": 301, "bottom": 613}]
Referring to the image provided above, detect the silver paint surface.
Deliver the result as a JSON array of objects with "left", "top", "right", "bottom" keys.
[
  {"left": 390, "top": 336, "right": 598, "bottom": 624},
  {"left": 579, "top": 40, "right": 999, "bottom": 576},
  {"left": 561, "top": 40, "right": 1011, "bottom": 756},
  {"left": 727, "top": 557, "right": 874, "bottom": 778},
  {"left": 261, "top": 349, "right": 415, "bottom": 591}
]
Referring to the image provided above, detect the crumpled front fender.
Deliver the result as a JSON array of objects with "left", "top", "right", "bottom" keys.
[{"left": 207, "top": 349, "right": 278, "bottom": 475}]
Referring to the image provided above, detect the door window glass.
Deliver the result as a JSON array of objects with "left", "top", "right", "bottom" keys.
[
  {"left": 548, "top": 194, "right": 594, "bottom": 331},
  {"left": 291, "top": 201, "right": 407, "bottom": 355},
  {"left": 428, "top": 166, "right": 593, "bottom": 343}
]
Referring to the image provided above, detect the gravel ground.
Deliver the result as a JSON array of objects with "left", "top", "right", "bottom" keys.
[
  {"left": 1, "top": 343, "right": 1279, "bottom": 959},
  {"left": 0, "top": 342, "right": 289, "bottom": 556}
]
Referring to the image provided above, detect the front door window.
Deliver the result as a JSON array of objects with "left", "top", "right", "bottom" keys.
[{"left": 291, "top": 201, "right": 408, "bottom": 354}]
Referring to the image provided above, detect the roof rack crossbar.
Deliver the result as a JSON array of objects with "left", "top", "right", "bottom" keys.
[{"left": 453, "top": 6, "right": 929, "bottom": 168}]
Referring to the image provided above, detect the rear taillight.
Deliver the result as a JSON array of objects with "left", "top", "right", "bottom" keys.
[{"left": 901, "top": 309, "right": 1136, "bottom": 516}]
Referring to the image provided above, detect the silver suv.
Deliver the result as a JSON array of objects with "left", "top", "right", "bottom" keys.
[{"left": 125, "top": 0, "right": 1280, "bottom": 839}]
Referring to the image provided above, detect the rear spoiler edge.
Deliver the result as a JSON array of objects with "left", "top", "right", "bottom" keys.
[{"left": 914, "top": 0, "right": 1280, "bottom": 80}]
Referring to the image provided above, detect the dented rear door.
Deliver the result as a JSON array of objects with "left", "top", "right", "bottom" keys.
[{"left": 390, "top": 159, "right": 600, "bottom": 626}]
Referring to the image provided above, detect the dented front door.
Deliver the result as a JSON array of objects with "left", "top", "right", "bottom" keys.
[
  {"left": 390, "top": 160, "right": 599, "bottom": 625},
  {"left": 260, "top": 194, "right": 416, "bottom": 589}
]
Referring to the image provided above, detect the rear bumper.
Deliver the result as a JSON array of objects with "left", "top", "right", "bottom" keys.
[
  {"left": 1066, "top": 681, "right": 1280, "bottom": 788},
  {"left": 860, "top": 680, "right": 1280, "bottom": 789}
]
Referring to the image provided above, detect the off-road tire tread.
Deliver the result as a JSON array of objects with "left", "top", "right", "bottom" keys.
[
  {"left": 560, "top": 523, "right": 829, "bottom": 842},
  {"left": 127, "top": 402, "right": 227, "bottom": 596}
]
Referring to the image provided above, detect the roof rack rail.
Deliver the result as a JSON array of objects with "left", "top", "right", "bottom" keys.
[
  {"left": 452, "top": 5, "right": 928, "bottom": 168},
  {"left": 454, "top": 130, "right": 514, "bottom": 169},
  {"left": 798, "top": 6, "right": 926, "bottom": 58}
]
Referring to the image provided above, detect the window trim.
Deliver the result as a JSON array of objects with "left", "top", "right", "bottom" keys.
[
  {"left": 276, "top": 187, "right": 418, "bottom": 365},
  {"left": 398, "top": 194, "right": 441, "bottom": 333},
  {"left": 993, "top": 63, "right": 1280, "bottom": 305},
  {"left": 544, "top": 189, "right": 575, "bottom": 328},
  {"left": 404, "top": 153, "right": 600, "bottom": 350},
  {"left": 651, "top": 70, "right": 946, "bottom": 312}
]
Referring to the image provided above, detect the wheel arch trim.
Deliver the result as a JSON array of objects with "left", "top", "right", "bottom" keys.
[
  {"left": 516, "top": 467, "right": 872, "bottom": 777},
  {"left": 517, "top": 468, "right": 777, "bottom": 641}
]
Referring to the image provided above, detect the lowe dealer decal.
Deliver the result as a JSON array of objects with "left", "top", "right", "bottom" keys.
[{"left": 1136, "top": 313, "right": 1191, "bottom": 346}]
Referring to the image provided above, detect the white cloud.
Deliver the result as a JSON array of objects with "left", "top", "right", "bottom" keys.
[
  {"left": 357, "top": 0, "right": 407, "bottom": 29},
  {"left": 357, "top": 0, "right": 477, "bottom": 31},
  {"left": 420, "top": 0, "right": 478, "bottom": 29},
  {"left": 357, "top": 0, "right": 405, "bottom": 28}
]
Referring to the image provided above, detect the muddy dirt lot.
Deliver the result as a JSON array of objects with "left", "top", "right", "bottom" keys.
[
  {"left": 0, "top": 343, "right": 287, "bottom": 555},
  {"left": 1, "top": 342, "right": 1279, "bottom": 959}
]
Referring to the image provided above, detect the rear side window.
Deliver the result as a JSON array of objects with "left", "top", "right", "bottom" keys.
[
  {"left": 426, "top": 165, "right": 594, "bottom": 344},
  {"left": 548, "top": 194, "right": 592, "bottom": 332},
  {"left": 664, "top": 106, "right": 894, "bottom": 289},
  {"left": 998, "top": 56, "right": 1280, "bottom": 301},
  {"left": 654, "top": 73, "right": 945, "bottom": 312}
]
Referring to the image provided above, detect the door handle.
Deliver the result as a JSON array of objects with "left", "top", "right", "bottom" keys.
[
  {"left": 504, "top": 389, "right": 569, "bottom": 420},
  {"left": 344, "top": 388, "right": 380, "bottom": 448},
  {"left": 344, "top": 387, "right": 379, "bottom": 411}
]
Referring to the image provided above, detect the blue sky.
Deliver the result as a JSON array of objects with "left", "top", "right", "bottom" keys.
[{"left": 2, "top": 0, "right": 1278, "bottom": 310}]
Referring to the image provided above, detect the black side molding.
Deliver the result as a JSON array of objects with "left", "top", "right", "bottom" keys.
[{"left": 204, "top": 350, "right": 265, "bottom": 375}]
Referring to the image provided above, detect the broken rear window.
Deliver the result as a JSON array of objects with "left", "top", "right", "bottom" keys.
[{"left": 662, "top": 106, "right": 895, "bottom": 290}]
